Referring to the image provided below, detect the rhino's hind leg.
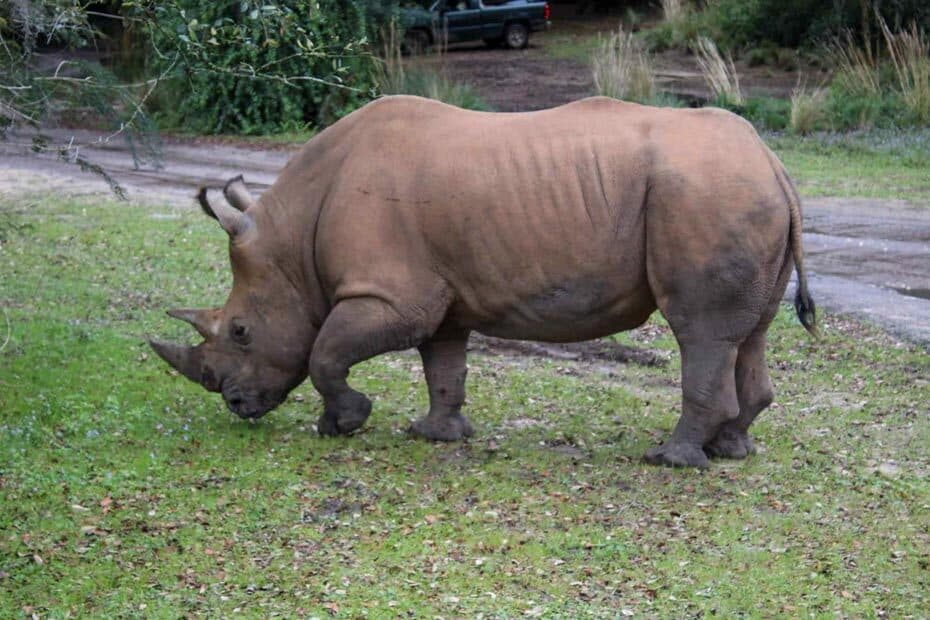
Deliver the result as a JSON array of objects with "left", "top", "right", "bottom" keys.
[
  {"left": 704, "top": 327, "right": 775, "bottom": 460},
  {"left": 409, "top": 331, "right": 474, "bottom": 442},
  {"left": 310, "top": 296, "right": 439, "bottom": 436},
  {"left": 644, "top": 341, "right": 740, "bottom": 468}
]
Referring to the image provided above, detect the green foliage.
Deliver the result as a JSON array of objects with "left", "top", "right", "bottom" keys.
[
  {"left": 138, "top": 1, "right": 388, "bottom": 134},
  {"left": 727, "top": 96, "right": 791, "bottom": 130},
  {"left": 703, "top": 0, "right": 930, "bottom": 50}
]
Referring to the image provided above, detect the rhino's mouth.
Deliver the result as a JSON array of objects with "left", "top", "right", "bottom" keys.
[{"left": 222, "top": 384, "right": 284, "bottom": 420}]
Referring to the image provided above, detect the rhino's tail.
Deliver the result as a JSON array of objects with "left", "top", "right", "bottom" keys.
[{"left": 766, "top": 147, "right": 819, "bottom": 337}]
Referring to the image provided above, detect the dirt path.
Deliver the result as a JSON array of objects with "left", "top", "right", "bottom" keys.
[{"left": 2, "top": 127, "right": 927, "bottom": 348}]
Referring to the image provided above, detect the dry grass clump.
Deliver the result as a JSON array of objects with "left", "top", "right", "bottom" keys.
[
  {"left": 826, "top": 32, "right": 881, "bottom": 98},
  {"left": 694, "top": 36, "right": 743, "bottom": 105},
  {"left": 591, "top": 27, "right": 655, "bottom": 102},
  {"left": 375, "top": 22, "right": 487, "bottom": 110},
  {"left": 789, "top": 80, "right": 827, "bottom": 134}
]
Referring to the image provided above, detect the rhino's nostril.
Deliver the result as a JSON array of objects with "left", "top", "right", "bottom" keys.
[{"left": 229, "top": 396, "right": 244, "bottom": 409}]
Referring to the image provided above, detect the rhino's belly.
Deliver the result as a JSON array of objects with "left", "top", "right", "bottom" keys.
[{"left": 456, "top": 279, "right": 657, "bottom": 343}]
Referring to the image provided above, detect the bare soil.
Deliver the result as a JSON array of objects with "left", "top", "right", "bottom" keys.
[{"left": 421, "top": 15, "right": 816, "bottom": 112}]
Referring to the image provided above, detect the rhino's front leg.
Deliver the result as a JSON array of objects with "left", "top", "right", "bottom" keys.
[
  {"left": 310, "top": 297, "right": 429, "bottom": 436},
  {"left": 409, "top": 331, "right": 474, "bottom": 441}
]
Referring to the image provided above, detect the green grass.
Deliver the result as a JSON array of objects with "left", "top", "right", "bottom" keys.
[
  {"left": 769, "top": 130, "right": 930, "bottom": 202},
  {"left": 1, "top": 195, "right": 928, "bottom": 617}
]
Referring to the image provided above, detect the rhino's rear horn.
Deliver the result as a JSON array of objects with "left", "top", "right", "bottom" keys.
[
  {"left": 223, "top": 175, "right": 257, "bottom": 212},
  {"left": 195, "top": 185, "right": 254, "bottom": 238},
  {"left": 167, "top": 308, "right": 219, "bottom": 339},
  {"left": 149, "top": 339, "right": 203, "bottom": 385}
]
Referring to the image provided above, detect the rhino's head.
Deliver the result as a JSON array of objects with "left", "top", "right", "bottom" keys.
[{"left": 150, "top": 177, "right": 317, "bottom": 420}]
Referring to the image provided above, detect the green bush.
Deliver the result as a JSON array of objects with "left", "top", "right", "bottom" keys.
[
  {"left": 715, "top": 96, "right": 790, "bottom": 131},
  {"left": 704, "top": 0, "right": 930, "bottom": 50},
  {"left": 139, "top": 1, "right": 389, "bottom": 134}
]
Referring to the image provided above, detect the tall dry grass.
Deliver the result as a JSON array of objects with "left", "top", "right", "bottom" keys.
[
  {"left": 375, "top": 21, "right": 487, "bottom": 110},
  {"left": 789, "top": 80, "right": 827, "bottom": 134},
  {"left": 591, "top": 27, "right": 655, "bottom": 102},
  {"left": 826, "top": 32, "right": 881, "bottom": 98},
  {"left": 694, "top": 36, "right": 743, "bottom": 105},
  {"left": 376, "top": 21, "right": 407, "bottom": 95},
  {"left": 661, "top": 0, "right": 685, "bottom": 22},
  {"left": 880, "top": 19, "right": 930, "bottom": 124}
]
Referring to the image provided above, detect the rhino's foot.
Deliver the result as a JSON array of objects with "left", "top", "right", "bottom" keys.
[
  {"left": 704, "top": 426, "right": 756, "bottom": 460},
  {"left": 409, "top": 413, "right": 474, "bottom": 442},
  {"left": 644, "top": 441, "right": 710, "bottom": 469},
  {"left": 317, "top": 391, "right": 372, "bottom": 437}
]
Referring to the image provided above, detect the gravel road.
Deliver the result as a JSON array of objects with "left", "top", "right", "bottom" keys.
[{"left": 2, "top": 128, "right": 928, "bottom": 348}]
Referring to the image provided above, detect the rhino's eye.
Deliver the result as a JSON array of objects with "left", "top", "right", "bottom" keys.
[{"left": 230, "top": 320, "right": 251, "bottom": 345}]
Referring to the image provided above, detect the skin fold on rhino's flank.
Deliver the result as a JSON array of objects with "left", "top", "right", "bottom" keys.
[{"left": 150, "top": 95, "right": 816, "bottom": 469}]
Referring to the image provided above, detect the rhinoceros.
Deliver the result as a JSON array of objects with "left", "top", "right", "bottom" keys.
[{"left": 150, "top": 95, "right": 816, "bottom": 468}]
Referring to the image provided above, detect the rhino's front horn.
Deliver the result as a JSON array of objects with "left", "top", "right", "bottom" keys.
[
  {"left": 197, "top": 186, "right": 253, "bottom": 238},
  {"left": 167, "top": 308, "right": 219, "bottom": 339},
  {"left": 149, "top": 339, "right": 203, "bottom": 384}
]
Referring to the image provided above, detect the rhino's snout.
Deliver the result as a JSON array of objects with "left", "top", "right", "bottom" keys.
[{"left": 223, "top": 385, "right": 282, "bottom": 420}]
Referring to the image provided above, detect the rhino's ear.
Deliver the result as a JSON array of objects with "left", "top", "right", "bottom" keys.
[
  {"left": 223, "top": 175, "right": 257, "bottom": 212},
  {"left": 196, "top": 186, "right": 253, "bottom": 238}
]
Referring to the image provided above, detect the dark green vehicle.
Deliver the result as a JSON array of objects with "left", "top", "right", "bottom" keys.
[{"left": 402, "top": 0, "right": 551, "bottom": 51}]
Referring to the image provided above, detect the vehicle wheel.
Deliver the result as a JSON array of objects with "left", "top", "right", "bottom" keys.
[
  {"left": 403, "top": 30, "right": 430, "bottom": 56},
  {"left": 483, "top": 37, "right": 503, "bottom": 49},
  {"left": 503, "top": 23, "right": 529, "bottom": 49}
]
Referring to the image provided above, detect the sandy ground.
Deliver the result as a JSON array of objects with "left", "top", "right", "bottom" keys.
[{"left": 2, "top": 124, "right": 928, "bottom": 349}]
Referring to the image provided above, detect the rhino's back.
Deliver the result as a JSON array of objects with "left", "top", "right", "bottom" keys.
[{"left": 310, "top": 96, "right": 786, "bottom": 341}]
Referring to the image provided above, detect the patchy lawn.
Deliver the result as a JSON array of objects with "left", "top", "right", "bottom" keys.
[
  {"left": 1, "top": 195, "right": 928, "bottom": 617},
  {"left": 769, "top": 130, "right": 930, "bottom": 204}
]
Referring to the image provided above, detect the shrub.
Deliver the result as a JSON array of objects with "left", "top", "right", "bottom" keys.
[
  {"left": 702, "top": 0, "right": 930, "bottom": 51},
  {"left": 591, "top": 27, "right": 655, "bottom": 102},
  {"left": 140, "top": 1, "right": 385, "bottom": 134}
]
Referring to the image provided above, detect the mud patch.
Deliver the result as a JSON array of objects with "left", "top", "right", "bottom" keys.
[
  {"left": 893, "top": 287, "right": 930, "bottom": 301},
  {"left": 469, "top": 333, "right": 668, "bottom": 367}
]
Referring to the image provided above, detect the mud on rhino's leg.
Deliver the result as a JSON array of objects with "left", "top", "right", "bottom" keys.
[
  {"left": 644, "top": 340, "right": 740, "bottom": 468},
  {"left": 409, "top": 331, "right": 473, "bottom": 441},
  {"left": 309, "top": 297, "right": 433, "bottom": 436}
]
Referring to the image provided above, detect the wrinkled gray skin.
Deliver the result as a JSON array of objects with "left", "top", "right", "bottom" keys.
[{"left": 151, "top": 96, "right": 816, "bottom": 468}]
